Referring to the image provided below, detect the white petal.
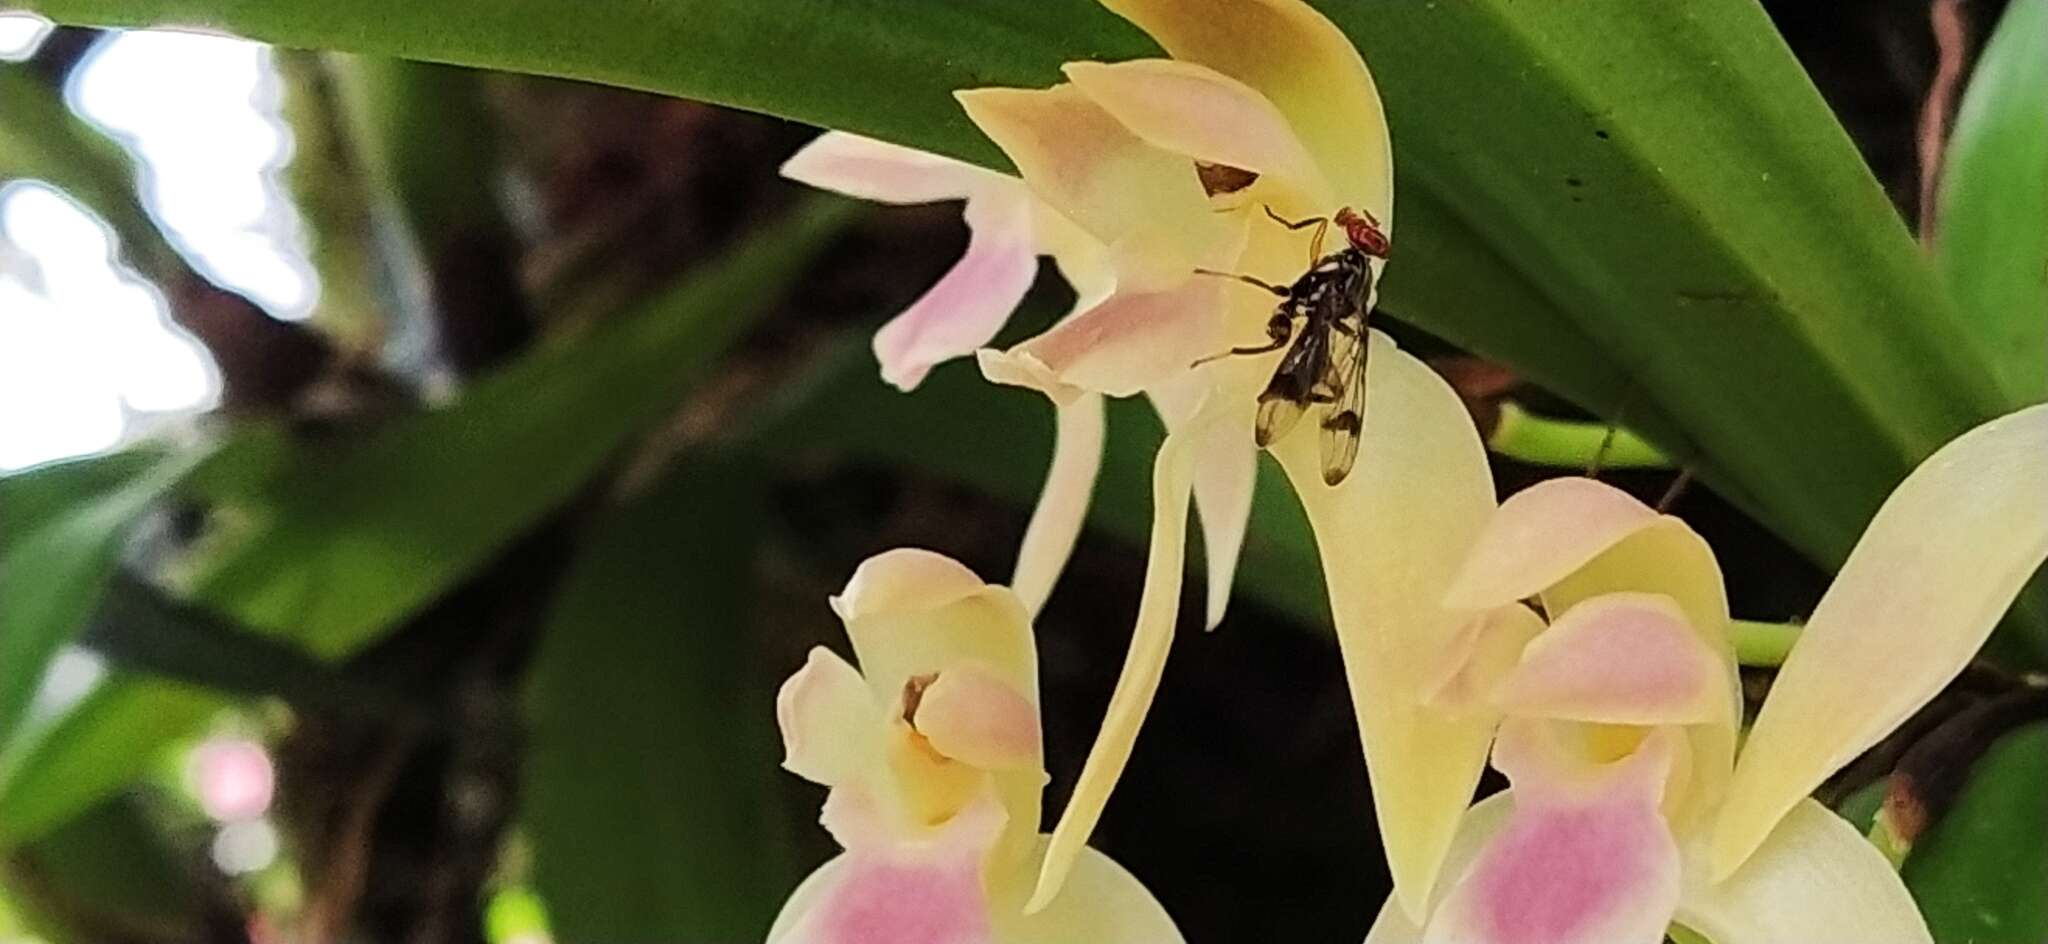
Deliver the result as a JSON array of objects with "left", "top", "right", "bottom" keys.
[{"left": 1680, "top": 799, "right": 1931, "bottom": 944}]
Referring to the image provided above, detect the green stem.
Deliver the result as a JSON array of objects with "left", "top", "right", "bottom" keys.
[
  {"left": 1487, "top": 401, "right": 1674, "bottom": 470},
  {"left": 1731, "top": 618, "right": 1803, "bottom": 667}
]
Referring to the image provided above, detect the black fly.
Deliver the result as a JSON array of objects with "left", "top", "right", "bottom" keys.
[{"left": 1194, "top": 206, "right": 1390, "bottom": 486}]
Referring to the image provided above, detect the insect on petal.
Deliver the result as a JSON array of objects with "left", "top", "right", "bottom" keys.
[{"left": 1270, "top": 330, "right": 1500, "bottom": 918}]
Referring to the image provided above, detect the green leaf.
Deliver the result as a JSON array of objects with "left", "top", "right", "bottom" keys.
[
  {"left": 0, "top": 450, "right": 200, "bottom": 746},
  {"left": 0, "top": 200, "right": 859, "bottom": 845},
  {"left": 19, "top": 0, "right": 2027, "bottom": 648},
  {"left": 191, "top": 196, "right": 857, "bottom": 660},
  {"left": 1903, "top": 722, "right": 2048, "bottom": 944},
  {"left": 1935, "top": 0, "right": 2048, "bottom": 404},
  {"left": 0, "top": 677, "right": 223, "bottom": 843},
  {"left": 521, "top": 459, "right": 791, "bottom": 940}
]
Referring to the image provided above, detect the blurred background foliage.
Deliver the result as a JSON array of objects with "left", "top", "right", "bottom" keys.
[{"left": 0, "top": 0, "right": 2041, "bottom": 942}]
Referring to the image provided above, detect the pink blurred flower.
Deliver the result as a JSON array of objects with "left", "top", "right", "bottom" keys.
[{"left": 188, "top": 735, "right": 274, "bottom": 823}]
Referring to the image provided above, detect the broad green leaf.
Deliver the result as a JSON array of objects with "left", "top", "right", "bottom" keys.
[
  {"left": 521, "top": 459, "right": 791, "bottom": 941},
  {"left": 19, "top": 0, "right": 2027, "bottom": 650},
  {"left": 0, "top": 678, "right": 222, "bottom": 842},
  {"left": 0, "top": 450, "right": 201, "bottom": 746},
  {"left": 1903, "top": 723, "right": 2048, "bottom": 944},
  {"left": 1935, "top": 0, "right": 2048, "bottom": 404},
  {"left": 0, "top": 199, "right": 860, "bottom": 844},
  {"left": 189, "top": 196, "right": 856, "bottom": 659}
]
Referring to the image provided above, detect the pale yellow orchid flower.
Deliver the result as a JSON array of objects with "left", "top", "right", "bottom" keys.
[
  {"left": 786, "top": 0, "right": 1473, "bottom": 917},
  {"left": 767, "top": 548, "right": 1184, "bottom": 944},
  {"left": 1364, "top": 402, "right": 2048, "bottom": 944}
]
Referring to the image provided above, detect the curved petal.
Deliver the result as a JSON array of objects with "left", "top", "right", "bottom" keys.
[
  {"left": 833, "top": 548, "right": 992, "bottom": 624},
  {"left": 1061, "top": 59, "right": 1331, "bottom": 209},
  {"left": 1099, "top": 0, "right": 1392, "bottom": 223},
  {"left": 1364, "top": 793, "right": 1518, "bottom": 944},
  {"left": 769, "top": 795, "right": 1008, "bottom": 944},
  {"left": 1270, "top": 330, "right": 1500, "bottom": 918},
  {"left": 1011, "top": 392, "right": 1106, "bottom": 615},
  {"left": 1441, "top": 478, "right": 1662, "bottom": 613},
  {"left": 994, "top": 843, "right": 1185, "bottom": 944},
  {"left": 916, "top": 663, "right": 1042, "bottom": 772},
  {"left": 780, "top": 647, "right": 885, "bottom": 785},
  {"left": 955, "top": 84, "right": 1234, "bottom": 290},
  {"left": 1150, "top": 366, "right": 1260, "bottom": 628},
  {"left": 874, "top": 188, "right": 1041, "bottom": 391},
  {"left": 780, "top": 130, "right": 1001, "bottom": 205},
  {"left": 1679, "top": 799, "right": 1931, "bottom": 944},
  {"left": 1712, "top": 403, "right": 2048, "bottom": 878},
  {"left": 998, "top": 278, "right": 1231, "bottom": 397},
  {"left": 1497, "top": 593, "right": 1727, "bottom": 726},
  {"left": 1025, "top": 401, "right": 1205, "bottom": 912},
  {"left": 1443, "top": 478, "right": 1736, "bottom": 826},
  {"left": 1423, "top": 726, "right": 1682, "bottom": 944},
  {"left": 1421, "top": 603, "right": 1547, "bottom": 717}
]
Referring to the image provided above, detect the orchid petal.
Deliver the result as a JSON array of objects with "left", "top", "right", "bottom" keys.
[
  {"left": 1025, "top": 400, "right": 1204, "bottom": 912},
  {"left": 1270, "top": 330, "right": 1500, "bottom": 918},
  {"left": 1441, "top": 478, "right": 1662, "bottom": 613},
  {"left": 994, "top": 842, "right": 1186, "bottom": 943},
  {"left": 1421, "top": 603, "right": 1547, "bottom": 717},
  {"left": 916, "top": 663, "right": 1043, "bottom": 772},
  {"left": 1011, "top": 392, "right": 1106, "bottom": 615},
  {"left": 1060, "top": 59, "right": 1331, "bottom": 209},
  {"left": 1151, "top": 366, "right": 1259, "bottom": 628},
  {"left": 1098, "top": 0, "right": 1392, "bottom": 222},
  {"left": 955, "top": 84, "right": 1233, "bottom": 289},
  {"left": 779, "top": 647, "right": 885, "bottom": 785},
  {"left": 1680, "top": 799, "right": 1931, "bottom": 944},
  {"left": 995, "top": 278, "right": 1231, "bottom": 397},
  {"left": 833, "top": 548, "right": 992, "bottom": 625},
  {"left": 873, "top": 188, "right": 1040, "bottom": 391},
  {"left": 1713, "top": 403, "right": 2048, "bottom": 878},
  {"left": 1363, "top": 793, "right": 1517, "bottom": 944},
  {"left": 1498, "top": 593, "right": 1726, "bottom": 726},
  {"left": 780, "top": 131, "right": 1000, "bottom": 205},
  {"left": 1443, "top": 478, "right": 1736, "bottom": 825},
  {"left": 769, "top": 794, "right": 1008, "bottom": 944},
  {"left": 832, "top": 549, "right": 1045, "bottom": 853},
  {"left": 1424, "top": 727, "right": 1682, "bottom": 944}
]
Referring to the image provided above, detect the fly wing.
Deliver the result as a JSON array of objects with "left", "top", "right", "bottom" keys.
[
  {"left": 1255, "top": 390, "right": 1308, "bottom": 447},
  {"left": 1316, "top": 309, "right": 1369, "bottom": 485}
]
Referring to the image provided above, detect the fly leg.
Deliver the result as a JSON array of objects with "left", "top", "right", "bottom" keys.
[
  {"left": 1263, "top": 205, "right": 1331, "bottom": 263},
  {"left": 1192, "top": 311, "right": 1296, "bottom": 367},
  {"left": 1194, "top": 268, "right": 1289, "bottom": 297}
]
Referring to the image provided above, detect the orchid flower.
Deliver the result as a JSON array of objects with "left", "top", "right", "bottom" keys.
[
  {"left": 791, "top": 0, "right": 1426, "bottom": 912},
  {"left": 1362, "top": 402, "right": 2048, "bottom": 944},
  {"left": 780, "top": 133, "right": 1110, "bottom": 616},
  {"left": 766, "top": 548, "right": 1184, "bottom": 944}
]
